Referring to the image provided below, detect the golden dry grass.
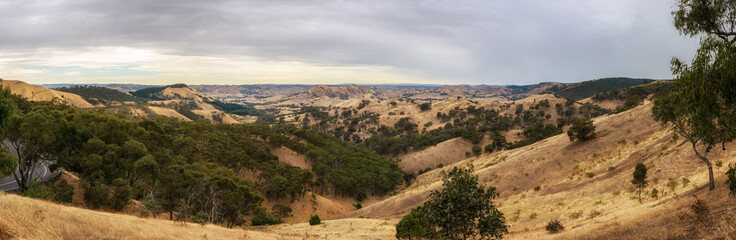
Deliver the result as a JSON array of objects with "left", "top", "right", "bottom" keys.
[{"left": 0, "top": 192, "right": 395, "bottom": 240}]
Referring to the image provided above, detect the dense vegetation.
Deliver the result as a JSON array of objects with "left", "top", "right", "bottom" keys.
[
  {"left": 56, "top": 85, "right": 145, "bottom": 105},
  {"left": 546, "top": 77, "right": 655, "bottom": 100},
  {"left": 2, "top": 91, "right": 404, "bottom": 227}
]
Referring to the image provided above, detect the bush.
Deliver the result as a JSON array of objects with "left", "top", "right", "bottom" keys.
[
  {"left": 545, "top": 219, "right": 565, "bottom": 234},
  {"left": 271, "top": 204, "right": 293, "bottom": 219},
  {"left": 472, "top": 145, "right": 482, "bottom": 156},
  {"left": 419, "top": 102, "right": 432, "bottom": 111},
  {"left": 251, "top": 206, "right": 281, "bottom": 226},
  {"left": 353, "top": 202, "right": 363, "bottom": 209},
  {"left": 192, "top": 211, "right": 207, "bottom": 226},
  {"left": 727, "top": 165, "right": 736, "bottom": 198},
  {"left": 83, "top": 182, "right": 110, "bottom": 209},
  {"left": 111, "top": 178, "right": 132, "bottom": 211},
  {"left": 50, "top": 179, "right": 74, "bottom": 203},
  {"left": 309, "top": 214, "right": 321, "bottom": 225},
  {"left": 21, "top": 184, "right": 51, "bottom": 200},
  {"left": 567, "top": 118, "right": 595, "bottom": 141}
]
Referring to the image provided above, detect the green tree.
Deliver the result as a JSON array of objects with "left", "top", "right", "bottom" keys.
[
  {"left": 419, "top": 102, "right": 432, "bottom": 111},
  {"left": 396, "top": 166, "right": 508, "bottom": 240},
  {"left": 567, "top": 118, "right": 595, "bottom": 142},
  {"left": 631, "top": 163, "right": 648, "bottom": 204},
  {"left": 84, "top": 182, "right": 110, "bottom": 209},
  {"left": 0, "top": 86, "right": 17, "bottom": 179},
  {"left": 654, "top": 0, "right": 736, "bottom": 191},
  {"left": 50, "top": 179, "right": 75, "bottom": 203},
  {"left": 7, "top": 108, "right": 58, "bottom": 191},
  {"left": 673, "top": 0, "right": 736, "bottom": 43}
]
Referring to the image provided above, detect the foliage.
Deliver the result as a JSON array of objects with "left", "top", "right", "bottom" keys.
[
  {"left": 652, "top": 36, "right": 736, "bottom": 190},
  {"left": 395, "top": 166, "right": 508, "bottom": 240},
  {"left": 546, "top": 77, "right": 654, "bottom": 100},
  {"left": 50, "top": 179, "right": 75, "bottom": 203},
  {"left": 727, "top": 164, "right": 736, "bottom": 198},
  {"left": 21, "top": 184, "right": 51, "bottom": 200},
  {"left": 419, "top": 102, "right": 432, "bottom": 111},
  {"left": 672, "top": 0, "right": 736, "bottom": 43},
  {"left": 567, "top": 118, "right": 596, "bottom": 141},
  {"left": 309, "top": 214, "right": 321, "bottom": 225},
  {"left": 271, "top": 204, "right": 293, "bottom": 219},
  {"left": 83, "top": 182, "right": 110, "bottom": 209},
  {"left": 631, "top": 163, "right": 648, "bottom": 203},
  {"left": 192, "top": 211, "right": 208, "bottom": 226},
  {"left": 472, "top": 145, "right": 482, "bottom": 156},
  {"left": 545, "top": 219, "right": 565, "bottom": 234},
  {"left": 251, "top": 206, "right": 281, "bottom": 226}
]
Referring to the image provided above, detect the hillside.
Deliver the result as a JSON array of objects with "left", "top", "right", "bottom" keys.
[
  {"left": 545, "top": 77, "right": 656, "bottom": 100},
  {"left": 0, "top": 192, "right": 396, "bottom": 240},
  {"left": 55, "top": 85, "right": 144, "bottom": 105},
  {"left": 342, "top": 100, "right": 736, "bottom": 239},
  {"left": 0, "top": 80, "right": 95, "bottom": 108}
]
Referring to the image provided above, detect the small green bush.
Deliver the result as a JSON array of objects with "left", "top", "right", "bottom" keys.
[
  {"left": 21, "top": 184, "right": 51, "bottom": 200},
  {"left": 309, "top": 214, "right": 321, "bottom": 225}
]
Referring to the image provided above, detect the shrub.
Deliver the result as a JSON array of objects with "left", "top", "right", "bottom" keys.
[
  {"left": 534, "top": 186, "right": 541, "bottom": 191},
  {"left": 271, "top": 204, "right": 293, "bottom": 219},
  {"left": 21, "top": 184, "right": 51, "bottom": 200},
  {"left": 727, "top": 165, "right": 736, "bottom": 199},
  {"left": 567, "top": 118, "right": 596, "bottom": 141},
  {"left": 83, "top": 182, "right": 109, "bottom": 209},
  {"left": 545, "top": 220, "right": 565, "bottom": 234},
  {"left": 472, "top": 145, "right": 482, "bottom": 156},
  {"left": 691, "top": 198, "right": 710, "bottom": 222},
  {"left": 111, "top": 178, "right": 132, "bottom": 211},
  {"left": 419, "top": 102, "right": 432, "bottom": 111},
  {"left": 650, "top": 188, "right": 659, "bottom": 199},
  {"left": 353, "top": 202, "right": 363, "bottom": 209},
  {"left": 50, "top": 179, "right": 74, "bottom": 203},
  {"left": 192, "top": 211, "right": 207, "bottom": 226},
  {"left": 309, "top": 214, "right": 321, "bottom": 225},
  {"left": 252, "top": 206, "right": 281, "bottom": 226},
  {"left": 569, "top": 211, "right": 583, "bottom": 219}
]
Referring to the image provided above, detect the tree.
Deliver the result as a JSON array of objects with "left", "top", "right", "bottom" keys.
[
  {"left": 419, "top": 102, "right": 432, "bottom": 111},
  {"left": 84, "top": 182, "right": 110, "bottom": 209},
  {"left": 7, "top": 109, "right": 58, "bottom": 191},
  {"left": 673, "top": 0, "right": 736, "bottom": 43},
  {"left": 631, "top": 163, "right": 648, "bottom": 204},
  {"left": 652, "top": 37, "right": 736, "bottom": 191},
  {"left": 567, "top": 118, "right": 595, "bottom": 142},
  {"left": 50, "top": 179, "right": 75, "bottom": 203},
  {"left": 653, "top": 0, "right": 736, "bottom": 191},
  {"left": 0, "top": 86, "right": 17, "bottom": 179},
  {"left": 395, "top": 166, "right": 508, "bottom": 240}
]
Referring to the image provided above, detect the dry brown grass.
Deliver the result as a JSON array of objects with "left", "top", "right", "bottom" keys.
[
  {"left": 0, "top": 192, "right": 395, "bottom": 240},
  {"left": 342, "top": 100, "right": 736, "bottom": 239}
]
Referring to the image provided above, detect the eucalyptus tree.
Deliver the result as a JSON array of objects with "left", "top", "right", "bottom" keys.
[{"left": 653, "top": 0, "right": 736, "bottom": 190}]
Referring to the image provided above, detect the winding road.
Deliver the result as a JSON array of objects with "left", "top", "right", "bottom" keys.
[{"left": 0, "top": 140, "right": 54, "bottom": 192}]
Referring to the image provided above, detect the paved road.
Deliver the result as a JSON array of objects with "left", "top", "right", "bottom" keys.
[{"left": 0, "top": 140, "right": 53, "bottom": 192}]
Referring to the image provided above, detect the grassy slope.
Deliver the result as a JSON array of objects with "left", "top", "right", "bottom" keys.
[
  {"left": 0, "top": 192, "right": 396, "bottom": 240},
  {"left": 343, "top": 100, "right": 736, "bottom": 239}
]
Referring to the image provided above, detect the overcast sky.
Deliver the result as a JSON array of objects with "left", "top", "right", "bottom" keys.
[{"left": 0, "top": 0, "right": 700, "bottom": 85}]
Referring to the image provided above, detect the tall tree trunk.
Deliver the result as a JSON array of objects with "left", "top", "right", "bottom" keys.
[{"left": 692, "top": 141, "right": 716, "bottom": 190}]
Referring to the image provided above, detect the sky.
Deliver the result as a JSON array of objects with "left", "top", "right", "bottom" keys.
[{"left": 0, "top": 0, "right": 700, "bottom": 85}]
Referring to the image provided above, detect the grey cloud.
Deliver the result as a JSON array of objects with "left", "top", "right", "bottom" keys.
[{"left": 0, "top": 0, "right": 699, "bottom": 84}]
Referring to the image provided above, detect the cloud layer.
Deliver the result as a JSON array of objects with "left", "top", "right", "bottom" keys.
[{"left": 0, "top": 0, "right": 699, "bottom": 85}]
